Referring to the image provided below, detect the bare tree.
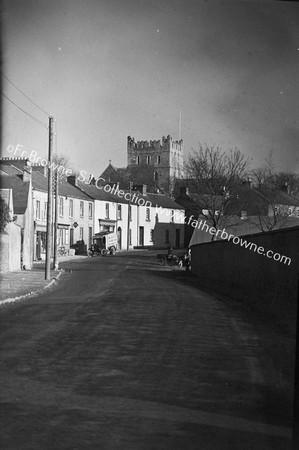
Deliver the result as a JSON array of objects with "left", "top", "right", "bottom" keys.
[
  {"left": 186, "top": 144, "right": 251, "bottom": 238},
  {"left": 251, "top": 150, "right": 299, "bottom": 195},
  {"left": 52, "top": 153, "right": 73, "bottom": 180}
]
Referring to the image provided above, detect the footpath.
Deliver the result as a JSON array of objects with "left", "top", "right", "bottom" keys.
[{"left": 0, "top": 255, "right": 88, "bottom": 304}]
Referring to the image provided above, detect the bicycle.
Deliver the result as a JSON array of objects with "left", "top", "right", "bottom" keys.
[{"left": 57, "top": 246, "right": 68, "bottom": 257}]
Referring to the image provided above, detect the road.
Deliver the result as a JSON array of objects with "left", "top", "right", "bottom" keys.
[{"left": 0, "top": 252, "right": 294, "bottom": 449}]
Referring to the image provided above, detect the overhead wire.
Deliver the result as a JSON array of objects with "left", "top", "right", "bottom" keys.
[
  {"left": 1, "top": 71, "right": 51, "bottom": 116},
  {"left": 2, "top": 92, "right": 48, "bottom": 129}
]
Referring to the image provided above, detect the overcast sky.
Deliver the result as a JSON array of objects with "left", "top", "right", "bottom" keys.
[{"left": 2, "top": 0, "right": 299, "bottom": 177}]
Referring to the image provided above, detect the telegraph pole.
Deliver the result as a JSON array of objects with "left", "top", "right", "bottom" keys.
[
  {"left": 53, "top": 170, "right": 59, "bottom": 270},
  {"left": 127, "top": 182, "right": 132, "bottom": 250},
  {"left": 53, "top": 119, "right": 59, "bottom": 270},
  {"left": 45, "top": 116, "right": 54, "bottom": 280}
]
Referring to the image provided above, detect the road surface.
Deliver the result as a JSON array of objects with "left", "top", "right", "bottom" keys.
[{"left": 0, "top": 252, "right": 294, "bottom": 449}]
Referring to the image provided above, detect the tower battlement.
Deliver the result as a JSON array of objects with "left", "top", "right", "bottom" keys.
[
  {"left": 127, "top": 135, "right": 183, "bottom": 152},
  {"left": 127, "top": 135, "right": 184, "bottom": 190}
]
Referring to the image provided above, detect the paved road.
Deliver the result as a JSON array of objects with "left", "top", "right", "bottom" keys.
[{"left": 0, "top": 252, "right": 294, "bottom": 449}]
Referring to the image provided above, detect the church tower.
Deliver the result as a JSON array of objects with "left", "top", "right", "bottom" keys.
[{"left": 127, "top": 135, "right": 184, "bottom": 191}]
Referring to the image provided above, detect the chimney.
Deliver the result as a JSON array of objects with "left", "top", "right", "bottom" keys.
[
  {"left": 180, "top": 186, "right": 189, "bottom": 196},
  {"left": 22, "top": 164, "right": 32, "bottom": 182},
  {"left": 67, "top": 175, "right": 78, "bottom": 186},
  {"left": 132, "top": 184, "right": 146, "bottom": 195},
  {"left": 281, "top": 182, "right": 290, "bottom": 194},
  {"left": 242, "top": 178, "right": 252, "bottom": 188},
  {"left": 31, "top": 165, "right": 47, "bottom": 176}
]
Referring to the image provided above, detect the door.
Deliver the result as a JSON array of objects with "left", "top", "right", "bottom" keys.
[
  {"left": 89, "top": 227, "right": 92, "bottom": 248},
  {"left": 117, "top": 227, "right": 122, "bottom": 250},
  {"left": 175, "top": 229, "right": 180, "bottom": 248},
  {"left": 139, "top": 226, "right": 144, "bottom": 247},
  {"left": 70, "top": 228, "right": 74, "bottom": 247}
]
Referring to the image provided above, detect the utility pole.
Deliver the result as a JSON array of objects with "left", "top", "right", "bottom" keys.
[
  {"left": 53, "top": 170, "right": 59, "bottom": 270},
  {"left": 127, "top": 182, "right": 132, "bottom": 250},
  {"left": 53, "top": 119, "right": 59, "bottom": 270},
  {"left": 45, "top": 116, "right": 54, "bottom": 280}
]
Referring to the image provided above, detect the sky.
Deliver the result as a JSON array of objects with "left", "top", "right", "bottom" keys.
[{"left": 1, "top": 0, "right": 299, "bottom": 177}]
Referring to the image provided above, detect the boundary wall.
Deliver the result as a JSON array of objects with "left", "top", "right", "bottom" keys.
[
  {"left": 0, "top": 223, "right": 21, "bottom": 273},
  {"left": 191, "top": 226, "right": 299, "bottom": 335}
]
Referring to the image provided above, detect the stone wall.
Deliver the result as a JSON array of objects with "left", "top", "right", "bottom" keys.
[{"left": 191, "top": 226, "right": 299, "bottom": 335}]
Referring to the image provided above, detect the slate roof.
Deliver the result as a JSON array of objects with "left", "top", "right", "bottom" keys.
[
  {"left": 0, "top": 175, "right": 29, "bottom": 214},
  {"left": 32, "top": 172, "right": 92, "bottom": 201},
  {"left": 75, "top": 180, "right": 184, "bottom": 209},
  {"left": 0, "top": 165, "right": 22, "bottom": 176},
  {"left": 226, "top": 185, "right": 299, "bottom": 215}
]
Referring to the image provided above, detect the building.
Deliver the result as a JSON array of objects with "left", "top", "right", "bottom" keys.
[
  {"left": 68, "top": 177, "right": 185, "bottom": 250},
  {"left": 0, "top": 161, "right": 34, "bottom": 269},
  {"left": 127, "top": 135, "right": 184, "bottom": 191},
  {"left": 0, "top": 187, "right": 22, "bottom": 272},
  {"left": 0, "top": 158, "right": 94, "bottom": 262},
  {"left": 189, "top": 181, "right": 299, "bottom": 246},
  {"left": 31, "top": 168, "right": 94, "bottom": 258}
]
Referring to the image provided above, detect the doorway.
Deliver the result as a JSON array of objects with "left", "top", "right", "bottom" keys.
[
  {"left": 117, "top": 227, "right": 122, "bottom": 250},
  {"left": 139, "top": 226, "right": 144, "bottom": 247},
  {"left": 175, "top": 229, "right": 180, "bottom": 248}
]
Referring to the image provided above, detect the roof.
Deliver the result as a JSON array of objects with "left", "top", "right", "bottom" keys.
[
  {"left": 226, "top": 185, "right": 299, "bottom": 215},
  {"left": 145, "top": 192, "right": 184, "bottom": 210},
  {"left": 0, "top": 175, "right": 30, "bottom": 214},
  {"left": 32, "top": 172, "right": 92, "bottom": 201},
  {"left": 99, "top": 163, "right": 163, "bottom": 193},
  {"left": 74, "top": 180, "right": 184, "bottom": 209},
  {"left": 0, "top": 165, "right": 23, "bottom": 176},
  {"left": 254, "top": 187, "right": 299, "bottom": 206}
]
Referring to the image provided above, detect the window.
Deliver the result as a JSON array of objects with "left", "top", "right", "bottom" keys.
[
  {"left": 146, "top": 155, "right": 151, "bottom": 164},
  {"left": 154, "top": 171, "right": 159, "bottom": 182},
  {"left": 165, "top": 230, "right": 169, "bottom": 244},
  {"left": 59, "top": 197, "right": 64, "bottom": 216},
  {"left": 89, "top": 202, "right": 93, "bottom": 219},
  {"left": 118, "top": 204, "right": 122, "bottom": 220},
  {"left": 36, "top": 200, "right": 40, "bottom": 219},
  {"left": 43, "top": 202, "right": 47, "bottom": 220},
  {"left": 105, "top": 203, "right": 109, "bottom": 219},
  {"left": 150, "top": 229, "right": 154, "bottom": 242},
  {"left": 156, "top": 155, "right": 161, "bottom": 164},
  {"left": 136, "top": 156, "right": 140, "bottom": 164},
  {"left": 146, "top": 208, "right": 150, "bottom": 221},
  {"left": 58, "top": 227, "right": 69, "bottom": 246},
  {"left": 79, "top": 227, "right": 84, "bottom": 241},
  {"left": 129, "top": 228, "right": 132, "bottom": 245},
  {"left": 80, "top": 201, "right": 84, "bottom": 218},
  {"left": 69, "top": 199, "right": 73, "bottom": 218}
]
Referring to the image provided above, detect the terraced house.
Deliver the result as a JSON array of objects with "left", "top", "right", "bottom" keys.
[{"left": 67, "top": 176, "right": 185, "bottom": 250}]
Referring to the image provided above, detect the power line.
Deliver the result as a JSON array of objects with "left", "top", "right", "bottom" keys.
[
  {"left": 1, "top": 71, "right": 51, "bottom": 116},
  {"left": 2, "top": 92, "right": 48, "bottom": 129}
]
